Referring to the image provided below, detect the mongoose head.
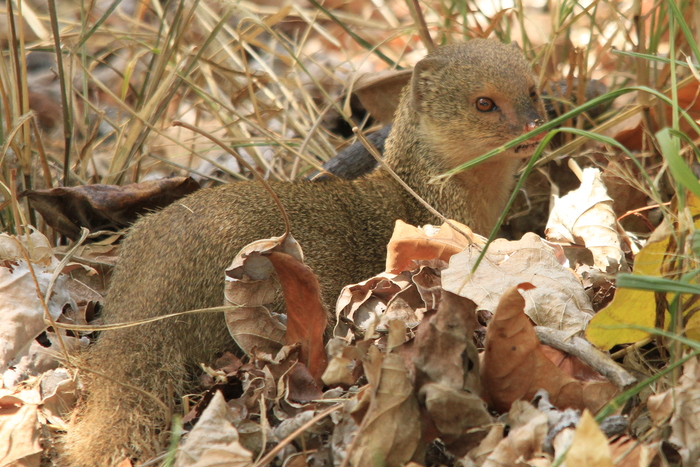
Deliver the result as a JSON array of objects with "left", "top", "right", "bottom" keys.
[{"left": 411, "top": 39, "right": 546, "bottom": 169}]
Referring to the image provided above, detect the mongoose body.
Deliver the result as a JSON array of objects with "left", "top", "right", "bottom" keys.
[{"left": 62, "top": 39, "right": 546, "bottom": 466}]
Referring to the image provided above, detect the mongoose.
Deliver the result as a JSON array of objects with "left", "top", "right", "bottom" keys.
[{"left": 62, "top": 39, "right": 546, "bottom": 466}]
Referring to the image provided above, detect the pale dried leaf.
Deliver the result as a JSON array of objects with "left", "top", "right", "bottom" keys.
[
  {"left": 0, "top": 230, "right": 54, "bottom": 266},
  {"left": 462, "top": 423, "right": 506, "bottom": 465},
  {"left": 482, "top": 401, "right": 548, "bottom": 467},
  {"left": 39, "top": 368, "right": 77, "bottom": 429},
  {"left": 350, "top": 353, "right": 422, "bottom": 466},
  {"left": 4, "top": 334, "right": 84, "bottom": 389},
  {"left": 175, "top": 391, "right": 254, "bottom": 467},
  {"left": 224, "top": 235, "right": 303, "bottom": 355},
  {"left": 546, "top": 167, "right": 626, "bottom": 273},
  {"left": 443, "top": 233, "right": 594, "bottom": 333},
  {"left": 647, "top": 356, "right": 700, "bottom": 465},
  {"left": 0, "top": 398, "right": 42, "bottom": 466},
  {"left": 0, "top": 256, "right": 74, "bottom": 373},
  {"left": 352, "top": 69, "right": 412, "bottom": 123},
  {"left": 565, "top": 410, "right": 614, "bottom": 467}
]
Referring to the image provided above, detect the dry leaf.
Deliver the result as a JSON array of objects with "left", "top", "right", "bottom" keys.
[
  {"left": 0, "top": 232, "right": 75, "bottom": 374},
  {"left": 283, "top": 361, "right": 324, "bottom": 404},
  {"left": 175, "top": 391, "right": 253, "bottom": 467},
  {"left": 352, "top": 69, "right": 412, "bottom": 123},
  {"left": 546, "top": 167, "right": 627, "bottom": 273},
  {"left": 413, "top": 291, "right": 491, "bottom": 455},
  {"left": 322, "top": 341, "right": 363, "bottom": 387},
  {"left": 224, "top": 235, "right": 301, "bottom": 356},
  {"left": 267, "top": 251, "right": 327, "bottom": 381},
  {"left": 0, "top": 395, "right": 42, "bottom": 466},
  {"left": 0, "top": 229, "right": 53, "bottom": 266},
  {"left": 21, "top": 177, "right": 200, "bottom": 239},
  {"left": 481, "top": 285, "right": 619, "bottom": 414},
  {"left": 463, "top": 423, "right": 507, "bottom": 466},
  {"left": 39, "top": 368, "right": 77, "bottom": 429},
  {"left": 443, "top": 233, "right": 594, "bottom": 334},
  {"left": 481, "top": 400, "right": 548, "bottom": 467},
  {"left": 334, "top": 272, "right": 410, "bottom": 340},
  {"left": 565, "top": 410, "right": 614, "bottom": 467},
  {"left": 385, "top": 219, "right": 477, "bottom": 274},
  {"left": 539, "top": 345, "right": 608, "bottom": 382},
  {"left": 609, "top": 436, "right": 659, "bottom": 466},
  {"left": 350, "top": 327, "right": 422, "bottom": 467},
  {"left": 647, "top": 355, "right": 700, "bottom": 465}
]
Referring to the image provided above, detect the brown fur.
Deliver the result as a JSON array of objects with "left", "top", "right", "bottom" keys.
[{"left": 62, "top": 39, "right": 545, "bottom": 466}]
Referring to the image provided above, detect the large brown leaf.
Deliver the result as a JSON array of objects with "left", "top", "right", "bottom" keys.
[
  {"left": 481, "top": 284, "right": 619, "bottom": 414},
  {"left": 225, "top": 234, "right": 328, "bottom": 384},
  {"left": 22, "top": 177, "right": 200, "bottom": 239},
  {"left": 413, "top": 291, "right": 492, "bottom": 456}
]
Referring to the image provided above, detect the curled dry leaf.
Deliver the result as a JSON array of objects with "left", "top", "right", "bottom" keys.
[
  {"left": 225, "top": 234, "right": 328, "bottom": 381},
  {"left": 647, "top": 355, "right": 700, "bottom": 465},
  {"left": 352, "top": 69, "right": 412, "bottom": 123},
  {"left": 443, "top": 233, "right": 594, "bottom": 334},
  {"left": 334, "top": 272, "right": 411, "bottom": 340},
  {"left": 175, "top": 391, "right": 253, "bottom": 467},
  {"left": 413, "top": 291, "right": 491, "bottom": 456},
  {"left": 0, "top": 390, "right": 42, "bottom": 467},
  {"left": 349, "top": 325, "right": 422, "bottom": 467},
  {"left": 385, "top": 219, "right": 477, "bottom": 274},
  {"left": 480, "top": 400, "right": 548, "bottom": 467},
  {"left": 565, "top": 410, "right": 614, "bottom": 467},
  {"left": 0, "top": 231, "right": 75, "bottom": 374},
  {"left": 21, "top": 176, "right": 200, "bottom": 239},
  {"left": 481, "top": 284, "right": 619, "bottom": 414},
  {"left": 546, "top": 167, "right": 627, "bottom": 274},
  {"left": 335, "top": 219, "right": 475, "bottom": 341}
]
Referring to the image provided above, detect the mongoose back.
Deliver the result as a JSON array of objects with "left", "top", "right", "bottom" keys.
[{"left": 62, "top": 39, "right": 546, "bottom": 466}]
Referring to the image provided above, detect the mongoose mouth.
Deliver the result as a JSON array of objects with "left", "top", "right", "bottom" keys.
[{"left": 513, "top": 141, "right": 541, "bottom": 154}]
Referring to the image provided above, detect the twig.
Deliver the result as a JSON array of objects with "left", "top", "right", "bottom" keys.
[
  {"left": 534, "top": 326, "right": 637, "bottom": 389},
  {"left": 254, "top": 403, "right": 343, "bottom": 466},
  {"left": 406, "top": 0, "right": 434, "bottom": 52}
]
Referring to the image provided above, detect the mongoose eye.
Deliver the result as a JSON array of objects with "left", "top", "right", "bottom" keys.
[
  {"left": 530, "top": 90, "right": 539, "bottom": 101},
  {"left": 476, "top": 97, "right": 497, "bottom": 112}
]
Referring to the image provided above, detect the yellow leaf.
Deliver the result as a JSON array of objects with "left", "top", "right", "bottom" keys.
[
  {"left": 587, "top": 193, "right": 700, "bottom": 349},
  {"left": 586, "top": 239, "right": 670, "bottom": 350},
  {"left": 566, "top": 410, "right": 614, "bottom": 467}
]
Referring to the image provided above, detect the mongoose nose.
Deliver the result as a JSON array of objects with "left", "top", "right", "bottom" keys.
[{"left": 525, "top": 119, "right": 546, "bottom": 140}]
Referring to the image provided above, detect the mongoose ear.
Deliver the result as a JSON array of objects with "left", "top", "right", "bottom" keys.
[
  {"left": 411, "top": 56, "right": 443, "bottom": 113},
  {"left": 511, "top": 41, "right": 522, "bottom": 50}
]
